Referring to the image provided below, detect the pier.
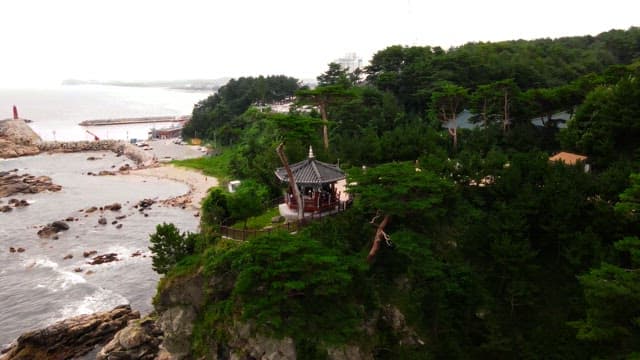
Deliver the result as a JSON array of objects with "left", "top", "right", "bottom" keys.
[{"left": 79, "top": 115, "right": 190, "bottom": 126}]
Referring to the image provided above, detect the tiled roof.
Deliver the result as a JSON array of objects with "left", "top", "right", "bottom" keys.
[
  {"left": 549, "top": 152, "right": 588, "bottom": 165},
  {"left": 275, "top": 154, "right": 345, "bottom": 185}
]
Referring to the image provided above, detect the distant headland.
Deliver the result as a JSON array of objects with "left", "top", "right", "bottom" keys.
[{"left": 61, "top": 78, "right": 230, "bottom": 91}]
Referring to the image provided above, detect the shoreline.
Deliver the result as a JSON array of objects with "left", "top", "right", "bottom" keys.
[
  {"left": 126, "top": 164, "right": 218, "bottom": 210},
  {"left": 1, "top": 152, "right": 215, "bottom": 353}
]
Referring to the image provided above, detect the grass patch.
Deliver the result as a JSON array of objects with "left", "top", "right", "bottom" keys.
[
  {"left": 172, "top": 147, "right": 236, "bottom": 182},
  {"left": 230, "top": 207, "right": 281, "bottom": 230}
]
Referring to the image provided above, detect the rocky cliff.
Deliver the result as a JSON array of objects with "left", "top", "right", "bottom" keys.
[
  {"left": 0, "top": 119, "right": 41, "bottom": 158},
  {"left": 0, "top": 305, "right": 139, "bottom": 360}
]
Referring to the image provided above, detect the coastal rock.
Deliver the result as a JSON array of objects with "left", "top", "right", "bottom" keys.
[
  {"left": 104, "top": 202, "right": 122, "bottom": 211},
  {"left": 1, "top": 205, "right": 12, "bottom": 212},
  {"left": 0, "top": 305, "right": 139, "bottom": 360},
  {"left": 89, "top": 253, "right": 119, "bottom": 265},
  {"left": 51, "top": 220, "right": 70, "bottom": 231},
  {"left": 86, "top": 206, "right": 98, "bottom": 213},
  {"left": 83, "top": 250, "right": 98, "bottom": 258},
  {"left": 97, "top": 318, "right": 163, "bottom": 360},
  {"left": 98, "top": 217, "right": 108, "bottom": 225},
  {"left": 9, "top": 199, "right": 29, "bottom": 207},
  {"left": 98, "top": 170, "right": 116, "bottom": 176},
  {"left": 0, "top": 119, "right": 42, "bottom": 159},
  {"left": 157, "top": 306, "right": 197, "bottom": 359},
  {"left": 0, "top": 172, "right": 61, "bottom": 198},
  {"left": 37, "top": 220, "right": 70, "bottom": 238},
  {"left": 226, "top": 323, "right": 296, "bottom": 360},
  {"left": 63, "top": 254, "right": 73, "bottom": 260},
  {"left": 135, "top": 199, "right": 156, "bottom": 209},
  {"left": 154, "top": 272, "right": 208, "bottom": 358}
]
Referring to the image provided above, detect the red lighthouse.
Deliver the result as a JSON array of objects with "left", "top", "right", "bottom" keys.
[{"left": 12, "top": 105, "right": 18, "bottom": 120}]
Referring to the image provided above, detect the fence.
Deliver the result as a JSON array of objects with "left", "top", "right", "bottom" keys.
[{"left": 218, "top": 201, "right": 351, "bottom": 241}]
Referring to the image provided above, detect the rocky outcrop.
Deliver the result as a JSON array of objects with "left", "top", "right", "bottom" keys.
[
  {"left": 380, "top": 305, "right": 424, "bottom": 346},
  {"left": 152, "top": 269, "right": 302, "bottom": 360},
  {"left": 97, "top": 317, "right": 163, "bottom": 360},
  {"left": 0, "top": 305, "right": 139, "bottom": 360},
  {"left": 88, "top": 253, "right": 119, "bottom": 265},
  {"left": 0, "top": 119, "right": 41, "bottom": 158},
  {"left": 154, "top": 271, "right": 207, "bottom": 359},
  {"left": 227, "top": 323, "right": 296, "bottom": 360},
  {"left": 0, "top": 171, "right": 62, "bottom": 198},
  {"left": 327, "top": 345, "right": 373, "bottom": 360},
  {"left": 37, "top": 220, "right": 71, "bottom": 238}
]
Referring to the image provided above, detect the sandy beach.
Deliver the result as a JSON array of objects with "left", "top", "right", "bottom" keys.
[{"left": 129, "top": 164, "right": 218, "bottom": 210}]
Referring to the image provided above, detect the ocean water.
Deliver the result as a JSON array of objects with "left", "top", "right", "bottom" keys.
[
  {"left": 0, "top": 85, "right": 210, "bottom": 349},
  {"left": 0, "top": 84, "right": 210, "bottom": 141}
]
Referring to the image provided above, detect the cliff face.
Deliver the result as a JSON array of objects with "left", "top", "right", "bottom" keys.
[
  {"left": 0, "top": 119, "right": 41, "bottom": 158},
  {"left": 152, "top": 270, "right": 296, "bottom": 360},
  {"left": 102, "top": 264, "right": 421, "bottom": 360}
]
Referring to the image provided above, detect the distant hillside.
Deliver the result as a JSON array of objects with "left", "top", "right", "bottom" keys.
[{"left": 61, "top": 78, "right": 230, "bottom": 91}]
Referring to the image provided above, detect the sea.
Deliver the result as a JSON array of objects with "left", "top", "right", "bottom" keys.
[
  {"left": 0, "top": 84, "right": 210, "bottom": 141},
  {"left": 0, "top": 84, "right": 211, "bottom": 349}
]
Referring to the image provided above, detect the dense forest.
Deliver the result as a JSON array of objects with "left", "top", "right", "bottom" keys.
[{"left": 163, "top": 27, "right": 640, "bottom": 359}]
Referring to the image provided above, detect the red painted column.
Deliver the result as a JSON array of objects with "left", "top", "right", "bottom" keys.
[{"left": 12, "top": 105, "right": 18, "bottom": 119}]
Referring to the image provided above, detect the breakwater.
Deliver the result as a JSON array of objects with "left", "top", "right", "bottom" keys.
[{"left": 36, "top": 140, "right": 153, "bottom": 165}]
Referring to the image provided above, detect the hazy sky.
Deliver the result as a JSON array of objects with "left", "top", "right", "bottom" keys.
[{"left": 2, "top": 0, "right": 638, "bottom": 86}]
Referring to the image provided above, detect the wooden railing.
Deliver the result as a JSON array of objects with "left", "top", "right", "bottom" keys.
[{"left": 219, "top": 200, "right": 351, "bottom": 241}]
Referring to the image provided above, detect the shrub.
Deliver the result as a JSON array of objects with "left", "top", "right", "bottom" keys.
[{"left": 149, "top": 223, "right": 195, "bottom": 274}]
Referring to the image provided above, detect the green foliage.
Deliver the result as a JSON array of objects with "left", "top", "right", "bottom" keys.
[
  {"left": 571, "top": 236, "right": 640, "bottom": 358},
  {"left": 561, "top": 69, "right": 640, "bottom": 166},
  {"left": 317, "top": 62, "right": 353, "bottom": 87},
  {"left": 227, "top": 180, "right": 269, "bottom": 228},
  {"left": 200, "top": 188, "right": 230, "bottom": 236},
  {"left": 367, "top": 28, "right": 640, "bottom": 113},
  {"left": 148, "top": 223, "right": 196, "bottom": 274},
  {"left": 165, "top": 27, "right": 640, "bottom": 359},
  {"left": 348, "top": 162, "right": 454, "bottom": 229},
  {"left": 230, "top": 207, "right": 279, "bottom": 230},
  {"left": 208, "top": 232, "right": 365, "bottom": 342},
  {"left": 183, "top": 75, "right": 301, "bottom": 141},
  {"left": 171, "top": 148, "right": 235, "bottom": 181},
  {"left": 616, "top": 173, "right": 640, "bottom": 218}
]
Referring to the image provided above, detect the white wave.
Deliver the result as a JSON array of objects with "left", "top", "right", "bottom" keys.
[
  {"left": 24, "top": 257, "right": 59, "bottom": 270},
  {"left": 24, "top": 257, "right": 86, "bottom": 291},
  {"left": 58, "top": 287, "right": 129, "bottom": 319},
  {"left": 58, "top": 270, "right": 87, "bottom": 289}
]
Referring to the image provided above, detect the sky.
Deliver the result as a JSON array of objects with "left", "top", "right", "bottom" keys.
[{"left": 1, "top": 0, "right": 638, "bottom": 87}]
